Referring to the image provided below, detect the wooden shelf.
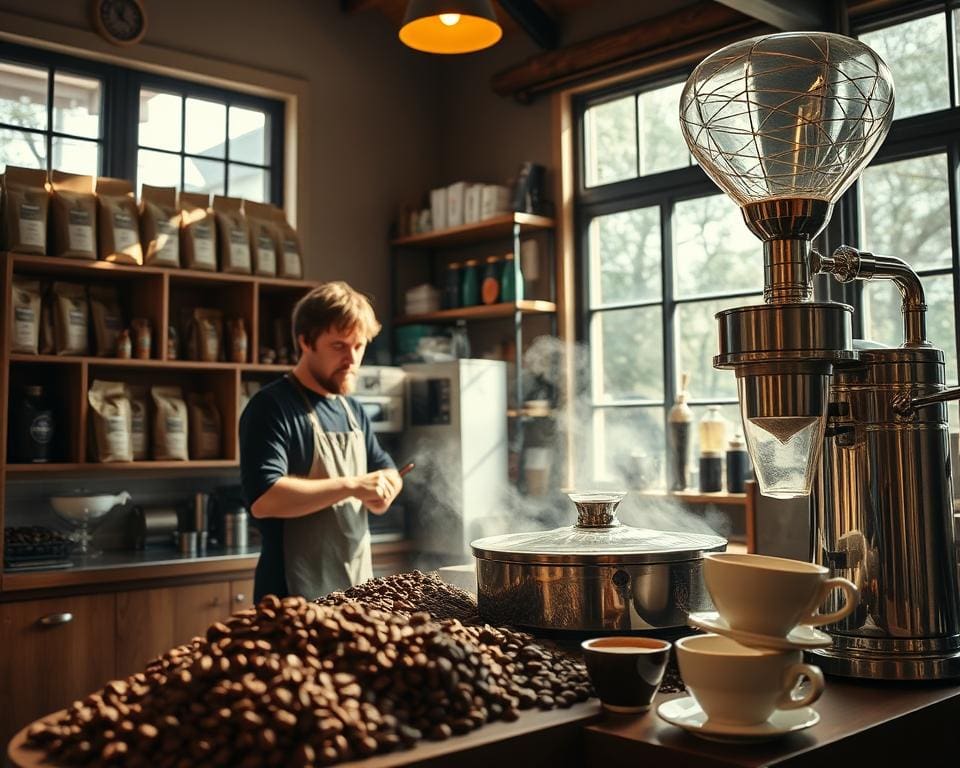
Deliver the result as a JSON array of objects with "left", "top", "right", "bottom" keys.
[
  {"left": 390, "top": 212, "right": 555, "bottom": 248},
  {"left": 6, "top": 460, "right": 238, "bottom": 476},
  {"left": 10, "top": 354, "right": 252, "bottom": 371},
  {"left": 635, "top": 489, "right": 748, "bottom": 506},
  {"left": 507, "top": 407, "right": 557, "bottom": 418},
  {"left": 395, "top": 299, "right": 556, "bottom": 325}
]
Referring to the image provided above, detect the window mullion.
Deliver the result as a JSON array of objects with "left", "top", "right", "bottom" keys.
[
  {"left": 45, "top": 63, "right": 54, "bottom": 173},
  {"left": 948, "top": 139, "right": 960, "bottom": 381},
  {"left": 661, "top": 199, "right": 676, "bottom": 458}
]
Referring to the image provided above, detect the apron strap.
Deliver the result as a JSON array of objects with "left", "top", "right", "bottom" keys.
[
  {"left": 286, "top": 373, "right": 325, "bottom": 448},
  {"left": 338, "top": 395, "right": 362, "bottom": 433}
]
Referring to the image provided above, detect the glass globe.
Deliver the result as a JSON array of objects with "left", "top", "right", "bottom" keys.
[{"left": 680, "top": 32, "right": 895, "bottom": 207}]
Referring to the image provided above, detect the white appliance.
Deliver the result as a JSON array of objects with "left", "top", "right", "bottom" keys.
[
  {"left": 354, "top": 366, "right": 405, "bottom": 433},
  {"left": 402, "top": 359, "right": 508, "bottom": 563}
]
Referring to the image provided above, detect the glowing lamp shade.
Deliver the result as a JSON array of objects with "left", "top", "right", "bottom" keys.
[
  {"left": 400, "top": 0, "right": 502, "bottom": 54},
  {"left": 679, "top": 33, "right": 895, "bottom": 207}
]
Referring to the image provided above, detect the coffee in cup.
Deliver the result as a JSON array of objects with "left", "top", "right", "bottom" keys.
[
  {"left": 704, "top": 552, "right": 858, "bottom": 637},
  {"left": 675, "top": 633, "right": 824, "bottom": 726},
  {"left": 581, "top": 637, "right": 671, "bottom": 713}
]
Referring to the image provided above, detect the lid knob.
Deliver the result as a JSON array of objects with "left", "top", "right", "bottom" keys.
[{"left": 566, "top": 491, "right": 627, "bottom": 528}]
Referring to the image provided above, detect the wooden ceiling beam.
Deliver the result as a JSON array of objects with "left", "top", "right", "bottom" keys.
[
  {"left": 713, "top": 0, "right": 829, "bottom": 31},
  {"left": 498, "top": 0, "right": 559, "bottom": 50}
]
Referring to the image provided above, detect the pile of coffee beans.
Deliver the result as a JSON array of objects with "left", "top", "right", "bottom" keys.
[
  {"left": 26, "top": 595, "right": 592, "bottom": 766},
  {"left": 318, "top": 570, "right": 479, "bottom": 622}
]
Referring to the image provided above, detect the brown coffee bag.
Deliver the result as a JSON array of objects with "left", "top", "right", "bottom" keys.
[
  {"left": 50, "top": 172, "right": 97, "bottom": 260},
  {"left": 96, "top": 177, "right": 142, "bottom": 264},
  {"left": 39, "top": 284, "right": 55, "bottom": 355},
  {"left": 272, "top": 206, "right": 303, "bottom": 279},
  {"left": 10, "top": 278, "right": 42, "bottom": 354},
  {"left": 126, "top": 384, "right": 149, "bottom": 460},
  {"left": 245, "top": 201, "right": 279, "bottom": 276},
  {"left": 191, "top": 308, "right": 223, "bottom": 362},
  {"left": 89, "top": 284, "right": 124, "bottom": 357},
  {"left": 179, "top": 192, "right": 217, "bottom": 271},
  {"left": 88, "top": 379, "right": 132, "bottom": 462},
  {"left": 140, "top": 185, "right": 181, "bottom": 267},
  {"left": 2, "top": 166, "right": 49, "bottom": 254},
  {"left": 53, "top": 281, "right": 90, "bottom": 355},
  {"left": 212, "top": 195, "right": 251, "bottom": 274},
  {"left": 188, "top": 392, "right": 221, "bottom": 460},
  {"left": 152, "top": 385, "right": 189, "bottom": 461}
]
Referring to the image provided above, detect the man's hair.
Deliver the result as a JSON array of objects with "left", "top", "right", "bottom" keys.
[{"left": 292, "top": 281, "right": 382, "bottom": 348}]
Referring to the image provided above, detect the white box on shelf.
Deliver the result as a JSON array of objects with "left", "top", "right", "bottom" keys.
[
  {"left": 480, "top": 184, "right": 511, "bottom": 219},
  {"left": 404, "top": 283, "right": 440, "bottom": 315},
  {"left": 430, "top": 187, "right": 447, "bottom": 231},
  {"left": 446, "top": 181, "right": 467, "bottom": 228},
  {"left": 464, "top": 183, "right": 483, "bottom": 224}
]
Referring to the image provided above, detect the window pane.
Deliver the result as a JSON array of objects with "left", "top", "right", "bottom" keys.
[
  {"left": 0, "top": 60, "right": 47, "bottom": 130},
  {"left": 584, "top": 95, "right": 636, "bottom": 187},
  {"left": 592, "top": 305, "right": 663, "bottom": 402},
  {"left": 863, "top": 274, "right": 957, "bottom": 384},
  {"left": 53, "top": 72, "right": 101, "bottom": 138},
  {"left": 859, "top": 154, "right": 950, "bottom": 272},
  {"left": 185, "top": 97, "right": 226, "bottom": 158},
  {"left": 229, "top": 105, "right": 267, "bottom": 165},
  {"left": 676, "top": 295, "right": 761, "bottom": 400},
  {"left": 139, "top": 89, "right": 182, "bottom": 151},
  {"left": 138, "top": 148, "right": 181, "bottom": 189},
  {"left": 185, "top": 157, "right": 225, "bottom": 195},
  {"left": 861, "top": 14, "right": 949, "bottom": 120},
  {"left": 0, "top": 127, "right": 46, "bottom": 171},
  {"left": 674, "top": 194, "right": 763, "bottom": 297},
  {"left": 639, "top": 82, "right": 689, "bottom": 176},
  {"left": 589, "top": 207, "right": 661, "bottom": 306},
  {"left": 228, "top": 164, "right": 269, "bottom": 202},
  {"left": 592, "top": 406, "right": 665, "bottom": 485},
  {"left": 52, "top": 137, "right": 99, "bottom": 176}
]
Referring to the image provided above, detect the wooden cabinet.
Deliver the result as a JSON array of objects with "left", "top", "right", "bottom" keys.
[
  {"left": 0, "top": 593, "right": 116, "bottom": 747},
  {"left": 230, "top": 578, "right": 255, "bottom": 611},
  {"left": 115, "top": 581, "right": 231, "bottom": 677}
]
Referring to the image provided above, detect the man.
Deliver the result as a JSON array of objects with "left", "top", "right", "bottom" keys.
[{"left": 240, "top": 281, "right": 402, "bottom": 602}]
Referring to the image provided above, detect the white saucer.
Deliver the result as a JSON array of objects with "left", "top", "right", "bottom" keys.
[
  {"left": 687, "top": 611, "right": 833, "bottom": 650},
  {"left": 657, "top": 696, "right": 820, "bottom": 743}
]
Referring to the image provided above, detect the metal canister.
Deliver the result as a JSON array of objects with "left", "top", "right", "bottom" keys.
[{"left": 223, "top": 508, "right": 249, "bottom": 549}]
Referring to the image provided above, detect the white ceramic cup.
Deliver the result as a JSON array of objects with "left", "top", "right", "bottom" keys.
[
  {"left": 704, "top": 552, "right": 858, "bottom": 637},
  {"left": 675, "top": 634, "right": 825, "bottom": 726}
]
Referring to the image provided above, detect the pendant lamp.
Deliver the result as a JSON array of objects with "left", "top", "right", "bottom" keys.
[{"left": 399, "top": 0, "right": 503, "bottom": 54}]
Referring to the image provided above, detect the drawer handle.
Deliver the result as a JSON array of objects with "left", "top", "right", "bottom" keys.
[
  {"left": 38, "top": 612, "right": 73, "bottom": 627},
  {"left": 210, "top": 597, "right": 221, "bottom": 608},
  {"left": 234, "top": 593, "right": 246, "bottom": 604}
]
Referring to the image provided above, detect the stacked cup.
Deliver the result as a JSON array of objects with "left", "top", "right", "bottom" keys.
[{"left": 658, "top": 553, "right": 858, "bottom": 742}]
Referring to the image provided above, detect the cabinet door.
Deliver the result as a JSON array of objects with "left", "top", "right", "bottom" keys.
[
  {"left": 230, "top": 578, "right": 255, "bottom": 612},
  {"left": 116, "top": 581, "right": 230, "bottom": 677},
  {"left": 0, "top": 593, "right": 117, "bottom": 746}
]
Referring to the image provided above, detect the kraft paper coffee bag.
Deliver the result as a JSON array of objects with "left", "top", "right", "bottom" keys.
[
  {"left": 53, "top": 281, "right": 90, "bottom": 355},
  {"left": 140, "top": 185, "right": 181, "bottom": 267},
  {"left": 10, "top": 278, "right": 42, "bottom": 354},
  {"left": 89, "top": 284, "right": 124, "bottom": 357},
  {"left": 152, "top": 385, "right": 189, "bottom": 461},
  {"left": 96, "top": 177, "right": 142, "bottom": 264},
  {"left": 245, "top": 200, "right": 279, "bottom": 277},
  {"left": 50, "top": 171, "right": 97, "bottom": 260},
  {"left": 180, "top": 192, "right": 217, "bottom": 271},
  {"left": 272, "top": 206, "right": 303, "bottom": 279},
  {"left": 188, "top": 391, "right": 221, "bottom": 459},
  {"left": 2, "top": 166, "right": 48, "bottom": 254},
  {"left": 88, "top": 379, "right": 132, "bottom": 462},
  {"left": 212, "top": 195, "right": 251, "bottom": 274}
]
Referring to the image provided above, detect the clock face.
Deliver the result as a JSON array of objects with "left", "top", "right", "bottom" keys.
[{"left": 95, "top": 0, "right": 146, "bottom": 45}]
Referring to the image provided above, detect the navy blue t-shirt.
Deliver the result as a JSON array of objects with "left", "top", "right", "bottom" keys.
[{"left": 239, "top": 376, "right": 395, "bottom": 601}]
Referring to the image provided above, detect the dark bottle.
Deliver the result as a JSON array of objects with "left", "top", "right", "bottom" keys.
[
  {"left": 481, "top": 255, "right": 502, "bottom": 305},
  {"left": 699, "top": 452, "right": 723, "bottom": 493},
  {"left": 726, "top": 430, "right": 750, "bottom": 493},
  {"left": 501, "top": 252, "right": 523, "bottom": 302},
  {"left": 461, "top": 259, "right": 480, "bottom": 306},
  {"left": 442, "top": 262, "right": 461, "bottom": 309},
  {"left": 11, "top": 384, "right": 55, "bottom": 463},
  {"left": 668, "top": 373, "right": 693, "bottom": 491}
]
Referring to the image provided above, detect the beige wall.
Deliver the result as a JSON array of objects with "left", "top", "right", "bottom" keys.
[{"left": 0, "top": 0, "right": 441, "bottom": 317}]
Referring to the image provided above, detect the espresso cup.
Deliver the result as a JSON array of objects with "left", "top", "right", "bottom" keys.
[
  {"left": 581, "top": 637, "right": 672, "bottom": 713},
  {"left": 675, "top": 634, "right": 824, "bottom": 726},
  {"left": 704, "top": 552, "right": 858, "bottom": 637}
]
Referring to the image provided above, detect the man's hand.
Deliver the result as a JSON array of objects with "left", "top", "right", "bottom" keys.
[{"left": 351, "top": 469, "right": 403, "bottom": 514}]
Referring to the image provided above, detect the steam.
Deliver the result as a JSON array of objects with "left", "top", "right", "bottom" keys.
[{"left": 402, "top": 335, "right": 731, "bottom": 568}]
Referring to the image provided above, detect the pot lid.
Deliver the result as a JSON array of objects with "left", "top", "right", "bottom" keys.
[{"left": 470, "top": 491, "right": 727, "bottom": 565}]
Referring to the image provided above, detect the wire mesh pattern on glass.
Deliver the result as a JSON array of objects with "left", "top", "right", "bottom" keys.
[{"left": 679, "top": 32, "right": 895, "bottom": 206}]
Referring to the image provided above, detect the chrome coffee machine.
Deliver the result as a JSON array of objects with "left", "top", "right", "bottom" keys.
[{"left": 680, "top": 32, "right": 960, "bottom": 679}]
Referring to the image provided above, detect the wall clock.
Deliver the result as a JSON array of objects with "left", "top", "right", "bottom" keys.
[{"left": 92, "top": 0, "right": 147, "bottom": 47}]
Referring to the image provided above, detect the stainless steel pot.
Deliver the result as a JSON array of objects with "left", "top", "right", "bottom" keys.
[{"left": 471, "top": 492, "right": 726, "bottom": 632}]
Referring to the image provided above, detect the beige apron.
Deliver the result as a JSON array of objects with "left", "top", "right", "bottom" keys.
[{"left": 283, "top": 375, "right": 371, "bottom": 599}]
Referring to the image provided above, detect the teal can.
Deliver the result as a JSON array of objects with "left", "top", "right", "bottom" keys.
[
  {"left": 500, "top": 253, "right": 523, "bottom": 302},
  {"left": 461, "top": 258, "right": 480, "bottom": 306}
]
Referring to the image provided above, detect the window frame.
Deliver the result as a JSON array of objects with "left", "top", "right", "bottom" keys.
[{"left": 0, "top": 39, "right": 284, "bottom": 205}]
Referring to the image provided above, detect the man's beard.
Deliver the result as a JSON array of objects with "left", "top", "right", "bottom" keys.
[{"left": 310, "top": 365, "right": 356, "bottom": 395}]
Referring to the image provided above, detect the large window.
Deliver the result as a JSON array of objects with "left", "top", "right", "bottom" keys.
[
  {"left": 576, "top": 1, "right": 960, "bottom": 484},
  {"left": 0, "top": 41, "right": 283, "bottom": 204}
]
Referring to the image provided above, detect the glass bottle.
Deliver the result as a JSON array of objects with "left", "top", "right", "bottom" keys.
[
  {"left": 699, "top": 406, "right": 727, "bottom": 492},
  {"left": 481, "top": 255, "right": 502, "bottom": 305},
  {"left": 668, "top": 373, "right": 694, "bottom": 491},
  {"left": 461, "top": 259, "right": 480, "bottom": 306},
  {"left": 11, "top": 385, "right": 55, "bottom": 463},
  {"left": 726, "top": 429, "right": 750, "bottom": 493},
  {"left": 501, "top": 252, "right": 523, "bottom": 302}
]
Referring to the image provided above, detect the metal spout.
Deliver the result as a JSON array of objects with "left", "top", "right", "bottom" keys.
[{"left": 565, "top": 491, "right": 626, "bottom": 528}]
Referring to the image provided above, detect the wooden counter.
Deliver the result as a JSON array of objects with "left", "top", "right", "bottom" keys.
[{"left": 8, "top": 679, "right": 960, "bottom": 767}]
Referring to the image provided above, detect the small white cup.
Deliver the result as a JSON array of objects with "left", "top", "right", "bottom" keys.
[
  {"left": 676, "top": 634, "right": 825, "bottom": 726},
  {"left": 704, "top": 552, "right": 858, "bottom": 637}
]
